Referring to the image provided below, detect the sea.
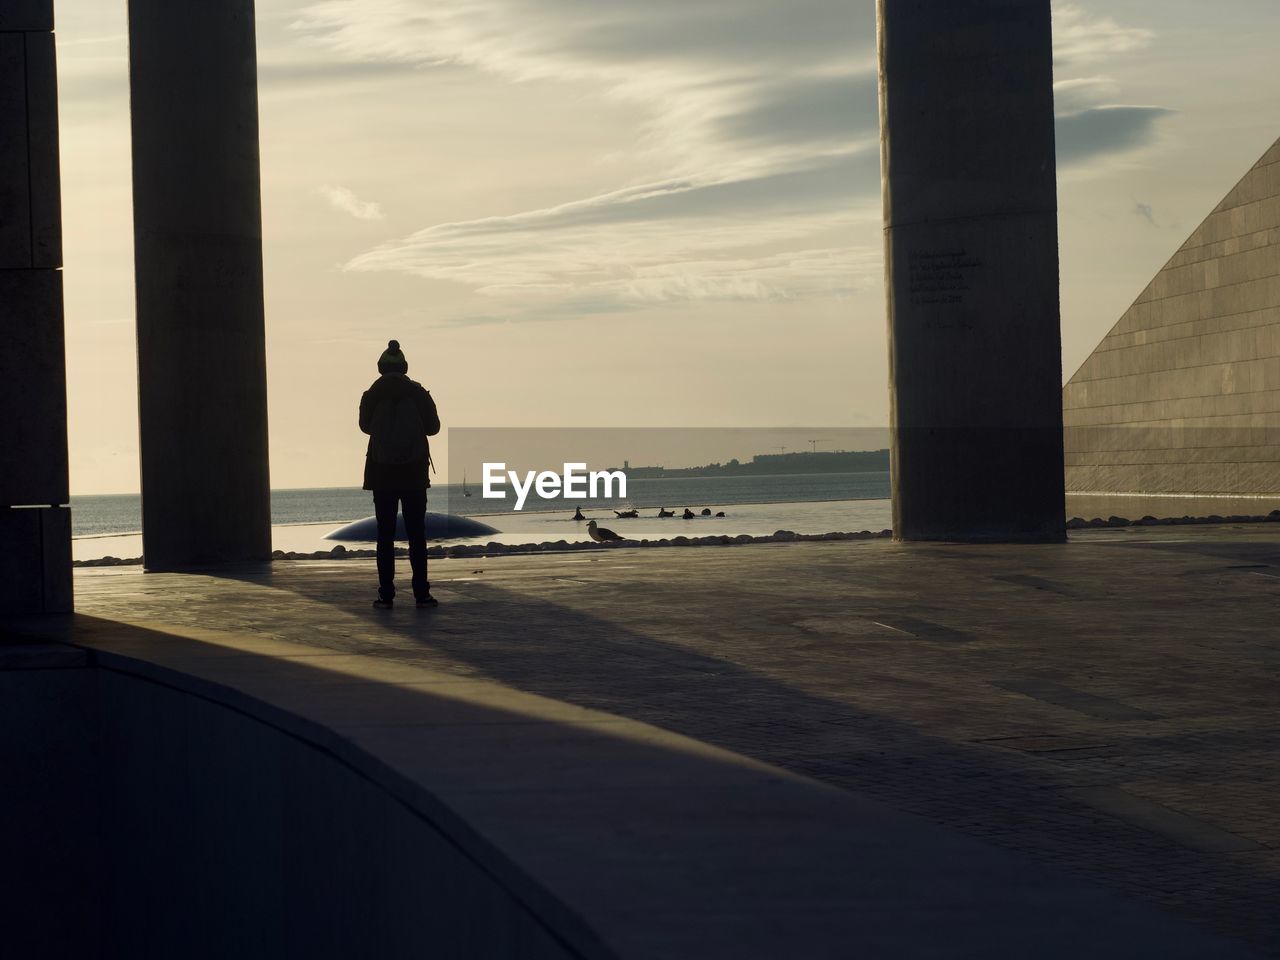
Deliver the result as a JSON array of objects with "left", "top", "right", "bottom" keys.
[{"left": 70, "top": 472, "right": 893, "bottom": 561}]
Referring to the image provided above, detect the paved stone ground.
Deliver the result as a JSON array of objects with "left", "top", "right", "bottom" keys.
[{"left": 73, "top": 525, "right": 1280, "bottom": 955}]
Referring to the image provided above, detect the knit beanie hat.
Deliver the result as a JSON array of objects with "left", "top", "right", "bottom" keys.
[{"left": 377, "top": 339, "right": 408, "bottom": 374}]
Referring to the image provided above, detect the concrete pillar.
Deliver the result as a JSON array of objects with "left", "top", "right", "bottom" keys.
[
  {"left": 128, "top": 0, "right": 272, "bottom": 569},
  {"left": 878, "top": 0, "right": 1065, "bottom": 543},
  {"left": 0, "top": 1, "right": 72, "bottom": 613}
]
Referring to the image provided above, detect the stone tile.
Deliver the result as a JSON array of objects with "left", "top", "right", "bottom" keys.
[
  {"left": 59, "top": 528, "right": 1280, "bottom": 954},
  {"left": 1069, "top": 786, "right": 1263, "bottom": 854},
  {"left": 996, "top": 679, "right": 1161, "bottom": 721}
]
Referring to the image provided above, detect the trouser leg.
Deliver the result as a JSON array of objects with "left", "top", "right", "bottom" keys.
[
  {"left": 402, "top": 489, "right": 429, "bottom": 600},
  {"left": 373, "top": 490, "right": 399, "bottom": 600}
]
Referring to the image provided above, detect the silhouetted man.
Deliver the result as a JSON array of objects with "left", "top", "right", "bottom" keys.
[{"left": 359, "top": 340, "right": 441, "bottom": 608}]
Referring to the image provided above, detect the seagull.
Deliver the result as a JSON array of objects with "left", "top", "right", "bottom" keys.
[{"left": 588, "top": 520, "right": 622, "bottom": 542}]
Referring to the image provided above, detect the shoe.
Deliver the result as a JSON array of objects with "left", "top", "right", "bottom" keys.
[
  {"left": 372, "top": 597, "right": 394, "bottom": 609},
  {"left": 415, "top": 594, "right": 439, "bottom": 608}
]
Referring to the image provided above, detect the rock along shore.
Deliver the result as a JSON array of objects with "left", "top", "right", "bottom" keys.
[
  {"left": 73, "top": 528, "right": 894, "bottom": 567},
  {"left": 71, "top": 509, "right": 1280, "bottom": 567}
]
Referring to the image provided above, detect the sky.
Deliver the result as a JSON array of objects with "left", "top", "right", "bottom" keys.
[{"left": 53, "top": 0, "right": 1280, "bottom": 494}]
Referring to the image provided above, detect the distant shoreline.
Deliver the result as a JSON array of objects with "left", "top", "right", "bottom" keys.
[
  {"left": 611, "top": 452, "right": 890, "bottom": 479},
  {"left": 464, "top": 494, "right": 892, "bottom": 520}
]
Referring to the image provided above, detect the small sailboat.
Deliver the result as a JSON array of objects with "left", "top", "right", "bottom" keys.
[{"left": 462, "top": 470, "right": 473, "bottom": 497}]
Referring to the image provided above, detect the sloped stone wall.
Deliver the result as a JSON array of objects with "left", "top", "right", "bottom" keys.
[{"left": 1064, "top": 138, "right": 1280, "bottom": 497}]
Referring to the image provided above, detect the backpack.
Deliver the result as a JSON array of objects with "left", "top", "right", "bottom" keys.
[{"left": 370, "top": 394, "right": 424, "bottom": 465}]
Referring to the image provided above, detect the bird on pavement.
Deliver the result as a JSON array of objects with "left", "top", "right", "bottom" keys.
[{"left": 587, "top": 520, "right": 622, "bottom": 542}]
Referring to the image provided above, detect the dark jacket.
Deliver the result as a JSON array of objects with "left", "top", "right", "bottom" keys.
[{"left": 359, "top": 374, "right": 441, "bottom": 491}]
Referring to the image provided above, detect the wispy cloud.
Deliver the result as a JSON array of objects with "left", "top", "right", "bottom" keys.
[
  {"left": 1050, "top": 5, "right": 1171, "bottom": 170},
  {"left": 427, "top": 244, "right": 883, "bottom": 328},
  {"left": 297, "top": 0, "right": 1170, "bottom": 321},
  {"left": 1052, "top": 2, "right": 1154, "bottom": 65},
  {"left": 319, "top": 184, "right": 385, "bottom": 221},
  {"left": 1054, "top": 77, "right": 1121, "bottom": 116},
  {"left": 344, "top": 152, "right": 881, "bottom": 314},
  {"left": 298, "top": 0, "right": 876, "bottom": 318},
  {"left": 1056, "top": 105, "right": 1175, "bottom": 166},
  {"left": 55, "top": 33, "right": 127, "bottom": 48},
  {"left": 297, "top": 0, "right": 871, "bottom": 183},
  {"left": 1133, "top": 201, "right": 1156, "bottom": 226}
]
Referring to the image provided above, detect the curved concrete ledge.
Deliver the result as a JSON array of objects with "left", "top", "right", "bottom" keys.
[{"left": 0, "top": 620, "right": 1261, "bottom": 959}]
